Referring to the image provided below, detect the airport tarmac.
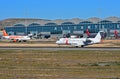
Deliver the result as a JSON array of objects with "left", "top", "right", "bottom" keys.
[
  {"left": 0, "top": 39, "right": 120, "bottom": 47},
  {"left": 0, "top": 47, "right": 120, "bottom": 50}
]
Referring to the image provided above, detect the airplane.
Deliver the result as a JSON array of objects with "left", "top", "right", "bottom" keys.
[
  {"left": 56, "top": 31, "right": 103, "bottom": 47},
  {"left": 1, "top": 29, "right": 30, "bottom": 42}
]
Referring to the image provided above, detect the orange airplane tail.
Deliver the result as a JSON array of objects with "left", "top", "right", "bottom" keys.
[{"left": 2, "top": 30, "right": 8, "bottom": 36}]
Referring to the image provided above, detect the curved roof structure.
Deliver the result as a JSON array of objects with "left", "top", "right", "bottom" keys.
[
  {"left": 79, "top": 21, "right": 93, "bottom": 24},
  {"left": 28, "top": 23, "right": 41, "bottom": 26},
  {"left": 45, "top": 23, "right": 57, "bottom": 26},
  {"left": 13, "top": 24, "right": 25, "bottom": 27},
  {"left": 98, "top": 20, "right": 112, "bottom": 24},
  {"left": 61, "top": 22, "right": 75, "bottom": 25}
]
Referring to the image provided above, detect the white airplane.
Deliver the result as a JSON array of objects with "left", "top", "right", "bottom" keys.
[
  {"left": 56, "top": 31, "right": 103, "bottom": 47},
  {"left": 2, "top": 30, "right": 30, "bottom": 42}
]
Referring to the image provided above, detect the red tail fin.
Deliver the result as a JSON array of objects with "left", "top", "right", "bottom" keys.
[
  {"left": 86, "top": 29, "right": 90, "bottom": 36},
  {"left": 2, "top": 30, "right": 8, "bottom": 36},
  {"left": 114, "top": 30, "right": 118, "bottom": 39}
]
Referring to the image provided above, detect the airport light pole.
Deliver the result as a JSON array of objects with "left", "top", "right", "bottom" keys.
[
  {"left": 97, "top": 7, "right": 102, "bottom": 32},
  {"left": 26, "top": 24, "right": 27, "bottom": 35},
  {"left": 25, "top": 10, "right": 28, "bottom": 35}
]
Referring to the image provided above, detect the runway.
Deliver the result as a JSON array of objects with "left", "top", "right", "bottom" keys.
[{"left": 0, "top": 47, "right": 120, "bottom": 50}]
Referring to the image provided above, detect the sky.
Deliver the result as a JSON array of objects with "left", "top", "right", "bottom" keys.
[{"left": 0, "top": 0, "right": 120, "bottom": 20}]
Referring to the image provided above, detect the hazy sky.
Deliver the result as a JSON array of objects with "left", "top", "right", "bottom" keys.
[{"left": 0, "top": 0, "right": 120, "bottom": 20}]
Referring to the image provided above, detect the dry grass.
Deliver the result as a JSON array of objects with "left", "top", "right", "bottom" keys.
[{"left": 0, "top": 50, "right": 120, "bottom": 79}]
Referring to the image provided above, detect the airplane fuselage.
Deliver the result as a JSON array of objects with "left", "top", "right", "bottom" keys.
[{"left": 3, "top": 35, "right": 30, "bottom": 42}]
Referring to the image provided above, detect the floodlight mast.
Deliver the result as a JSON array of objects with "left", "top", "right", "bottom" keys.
[{"left": 25, "top": 11, "right": 28, "bottom": 35}]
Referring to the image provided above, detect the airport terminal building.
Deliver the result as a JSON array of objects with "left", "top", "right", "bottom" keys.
[{"left": 4, "top": 17, "right": 120, "bottom": 38}]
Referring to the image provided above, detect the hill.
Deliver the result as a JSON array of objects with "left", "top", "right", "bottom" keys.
[{"left": 0, "top": 18, "right": 51, "bottom": 29}]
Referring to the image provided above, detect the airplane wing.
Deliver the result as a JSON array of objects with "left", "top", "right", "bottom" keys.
[
  {"left": 71, "top": 40, "right": 85, "bottom": 47},
  {"left": 84, "top": 39, "right": 93, "bottom": 45},
  {"left": 70, "top": 39, "right": 93, "bottom": 47}
]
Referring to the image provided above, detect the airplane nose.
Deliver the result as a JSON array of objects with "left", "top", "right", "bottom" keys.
[
  {"left": 56, "top": 41, "right": 60, "bottom": 44},
  {"left": 56, "top": 41, "right": 58, "bottom": 44}
]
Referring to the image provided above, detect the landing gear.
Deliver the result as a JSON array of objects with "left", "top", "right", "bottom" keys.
[
  {"left": 18, "top": 40, "right": 22, "bottom": 42},
  {"left": 75, "top": 46, "right": 79, "bottom": 48},
  {"left": 23, "top": 40, "right": 27, "bottom": 42},
  {"left": 81, "top": 45, "right": 84, "bottom": 47}
]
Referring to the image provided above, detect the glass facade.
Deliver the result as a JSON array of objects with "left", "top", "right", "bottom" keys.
[{"left": 4, "top": 21, "right": 120, "bottom": 36}]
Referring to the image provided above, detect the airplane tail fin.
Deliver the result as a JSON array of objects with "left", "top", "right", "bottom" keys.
[
  {"left": 2, "top": 30, "right": 8, "bottom": 36},
  {"left": 93, "top": 31, "right": 103, "bottom": 43},
  {"left": 86, "top": 29, "right": 90, "bottom": 36}
]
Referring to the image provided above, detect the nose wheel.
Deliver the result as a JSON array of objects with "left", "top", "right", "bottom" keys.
[
  {"left": 75, "top": 46, "right": 78, "bottom": 48},
  {"left": 81, "top": 45, "right": 84, "bottom": 47}
]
